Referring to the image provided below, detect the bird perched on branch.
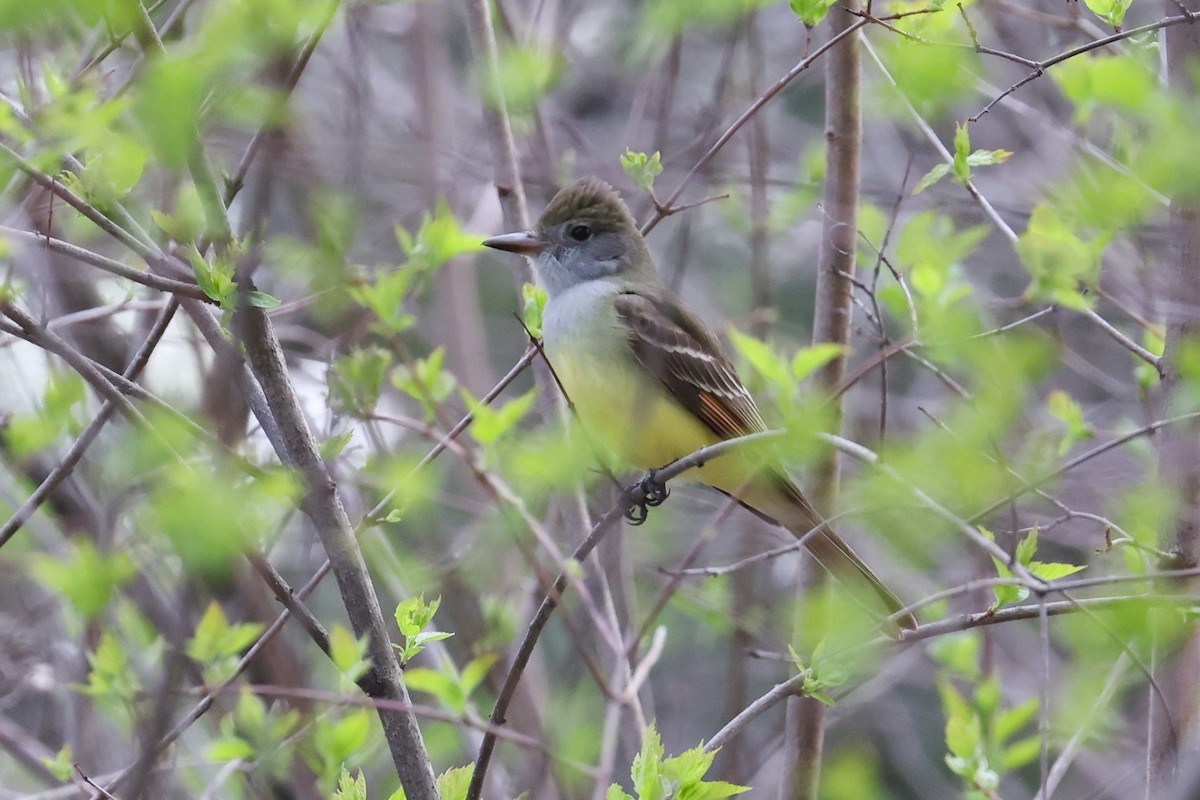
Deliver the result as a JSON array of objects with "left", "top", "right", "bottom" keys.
[{"left": 484, "top": 177, "right": 915, "bottom": 631}]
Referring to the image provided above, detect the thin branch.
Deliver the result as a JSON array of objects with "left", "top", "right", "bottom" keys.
[
  {"left": 0, "top": 226, "right": 208, "bottom": 299},
  {"left": 0, "top": 141, "right": 164, "bottom": 264},
  {"left": 464, "top": 0, "right": 530, "bottom": 238},
  {"left": 466, "top": 501, "right": 628, "bottom": 800},
  {"left": 0, "top": 302, "right": 147, "bottom": 427},
  {"left": 0, "top": 299, "right": 178, "bottom": 548},
  {"left": 640, "top": 15, "right": 871, "bottom": 236},
  {"left": 971, "top": 11, "right": 1200, "bottom": 120}
]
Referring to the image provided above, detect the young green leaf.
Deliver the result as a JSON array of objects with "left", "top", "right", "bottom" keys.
[
  {"left": 394, "top": 594, "right": 453, "bottom": 664},
  {"left": 790, "top": 0, "right": 837, "bottom": 26},
  {"left": 463, "top": 388, "right": 537, "bottom": 446},
  {"left": 953, "top": 122, "right": 972, "bottom": 184},
  {"left": 392, "top": 348, "right": 457, "bottom": 420},
  {"left": 329, "top": 625, "right": 370, "bottom": 681},
  {"left": 1016, "top": 204, "right": 1102, "bottom": 310},
  {"left": 31, "top": 540, "right": 135, "bottom": 620},
  {"left": 1082, "top": 0, "right": 1132, "bottom": 27},
  {"left": 728, "top": 329, "right": 790, "bottom": 389},
  {"left": 523, "top": 282, "right": 548, "bottom": 339},
  {"left": 791, "top": 343, "right": 848, "bottom": 382},
  {"left": 620, "top": 149, "right": 664, "bottom": 192},
  {"left": 332, "top": 768, "right": 367, "bottom": 800},
  {"left": 1047, "top": 389, "right": 1095, "bottom": 454}
]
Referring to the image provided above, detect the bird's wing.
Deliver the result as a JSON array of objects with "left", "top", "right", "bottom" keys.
[{"left": 613, "top": 289, "right": 767, "bottom": 440}]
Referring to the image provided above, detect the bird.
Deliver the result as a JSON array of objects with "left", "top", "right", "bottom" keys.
[{"left": 483, "top": 177, "right": 915, "bottom": 631}]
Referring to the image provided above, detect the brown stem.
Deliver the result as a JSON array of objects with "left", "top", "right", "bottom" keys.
[
  {"left": 233, "top": 299, "right": 438, "bottom": 799},
  {"left": 780, "top": 2, "right": 863, "bottom": 797}
]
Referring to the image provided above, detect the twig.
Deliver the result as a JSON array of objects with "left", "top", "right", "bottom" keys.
[
  {"left": 640, "top": 16, "right": 871, "bottom": 236},
  {"left": 464, "top": 0, "right": 530, "bottom": 240},
  {"left": 0, "top": 226, "right": 208, "bottom": 299},
  {"left": 0, "top": 302, "right": 147, "bottom": 428},
  {"left": 971, "top": 12, "right": 1200, "bottom": 121},
  {"left": 0, "top": 300, "right": 178, "bottom": 548},
  {"left": 466, "top": 501, "right": 628, "bottom": 800}
]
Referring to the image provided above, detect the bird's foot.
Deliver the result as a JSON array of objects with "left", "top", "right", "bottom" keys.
[{"left": 624, "top": 469, "right": 670, "bottom": 526}]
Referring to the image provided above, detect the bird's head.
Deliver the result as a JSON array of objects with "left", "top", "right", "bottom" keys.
[{"left": 483, "top": 178, "right": 659, "bottom": 297}]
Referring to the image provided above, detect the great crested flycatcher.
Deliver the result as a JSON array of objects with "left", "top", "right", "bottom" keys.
[{"left": 483, "top": 177, "right": 915, "bottom": 630}]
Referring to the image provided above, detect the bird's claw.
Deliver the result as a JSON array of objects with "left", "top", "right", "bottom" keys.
[{"left": 624, "top": 469, "right": 670, "bottom": 526}]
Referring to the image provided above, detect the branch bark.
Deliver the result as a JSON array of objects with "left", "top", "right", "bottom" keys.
[
  {"left": 1150, "top": 0, "right": 1200, "bottom": 789},
  {"left": 781, "top": 5, "right": 862, "bottom": 798},
  {"left": 233, "top": 299, "right": 439, "bottom": 799}
]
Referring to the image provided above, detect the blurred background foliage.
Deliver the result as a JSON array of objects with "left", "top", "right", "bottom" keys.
[{"left": 0, "top": 0, "right": 1197, "bottom": 798}]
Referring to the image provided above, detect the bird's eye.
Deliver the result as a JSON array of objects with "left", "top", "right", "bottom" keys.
[{"left": 568, "top": 224, "right": 593, "bottom": 242}]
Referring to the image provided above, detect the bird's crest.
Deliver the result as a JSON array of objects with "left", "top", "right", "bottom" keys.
[{"left": 538, "top": 177, "right": 637, "bottom": 232}]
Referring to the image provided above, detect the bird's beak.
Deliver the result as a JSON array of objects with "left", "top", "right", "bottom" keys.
[{"left": 482, "top": 230, "right": 546, "bottom": 255}]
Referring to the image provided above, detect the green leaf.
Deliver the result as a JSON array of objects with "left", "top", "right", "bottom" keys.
[
  {"left": 966, "top": 148, "right": 1013, "bottom": 168},
  {"left": 151, "top": 183, "right": 206, "bottom": 243},
  {"left": 1054, "top": 53, "right": 1156, "bottom": 122},
  {"left": 206, "top": 736, "right": 256, "bottom": 762},
  {"left": 148, "top": 465, "right": 298, "bottom": 580},
  {"left": 940, "top": 682, "right": 981, "bottom": 761},
  {"left": 187, "top": 246, "right": 238, "bottom": 307},
  {"left": 1016, "top": 204, "right": 1102, "bottom": 310},
  {"left": 995, "top": 697, "right": 1039, "bottom": 743},
  {"left": 789, "top": 0, "right": 837, "bottom": 26},
  {"left": 31, "top": 540, "right": 135, "bottom": 620},
  {"left": 1081, "top": 0, "right": 1132, "bottom": 27},
  {"left": 321, "top": 430, "right": 355, "bottom": 459},
  {"left": 317, "top": 709, "right": 372, "bottom": 765},
  {"left": 728, "top": 329, "right": 789, "bottom": 389},
  {"left": 1001, "top": 735, "right": 1043, "bottom": 771},
  {"left": 614, "top": 724, "right": 749, "bottom": 800},
  {"left": 1029, "top": 561, "right": 1086, "bottom": 581},
  {"left": 928, "top": 631, "right": 981, "bottom": 679},
  {"left": 392, "top": 348, "right": 456, "bottom": 420},
  {"left": 1136, "top": 327, "right": 1166, "bottom": 388},
  {"left": 394, "top": 594, "right": 453, "bottom": 664},
  {"left": 523, "top": 282, "right": 548, "bottom": 339},
  {"left": 791, "top": 343, "right": 848, "bottom": 382},
  {"left": 460, "top": 654, "right": 499, "bottom": 697},
  {"left": 1015, "top": 528, "right": 1038, "bottom": 567},
  {"left": 953, "top": 122, "right": 971, "bottom": 184},
  {"left": 332, "top": 767, "right": 367, "bottom": 800},
  {"left": 405, "top": 667, "right": 464, "bottom": 710},
  {"left": 81, "top": 134, "right": 148, "bottom": 205},
  {"left": 186, "top": 601, "right": 265, "bottom": 665},
  {"left": 395, "top": 594, "right": 440, "bottom": 638},
  {"left": 914, "top": 131, "right": 1010, "bottom": 194},
  {"left": 80, "top": 631, "right": 141, "bottom": 713},
  {"left": 1047, "top": 389, "right": 1095, "bottom": 454},
  {"left": 463, "top": 388, "right": 537, "bottom": 446},
  {"left": 330, "top": 347, "right": 393, "bottom": 418},
  {"left": 42, "top": 746, "right": 74, "bottom": 782},
  {"left": 400, "top": 199, "right": 485, "bottom": 273},
  {"left": 437, "top": 765, "right": 475, "bottom": 800},
  {"left": 620, "top": 149, "right": 664, "bottom": 192},
  {"left": 348, "top": 267, "right": 418, "bottom": 333},
  {"left": 895, "top": 212, "right": 989, "bottom": 300},
  {"left": 134, "top": 53, "right": 207, "bottom": 168},
  {"left": 631, "top": 725, "right": 666, "bottom": 800},
  {"left": 3, "top": 368, "right": 85, "bottom": 456},
  {"left": 479, "top": 44, "right": 564, "bottom": 115},
  {"left": 914, "top": 163, "right": 952, "bottom": 194},
  {"left": 329, "top": 625, "right": 370, "bottom": 681},
  {"left": 247, "top": 290, "right": 281, "bottom": 309}
]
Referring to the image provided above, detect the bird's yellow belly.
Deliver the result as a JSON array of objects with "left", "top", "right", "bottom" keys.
[{"left": 550, "top": 346, "right": 719, "bottom": 472}]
